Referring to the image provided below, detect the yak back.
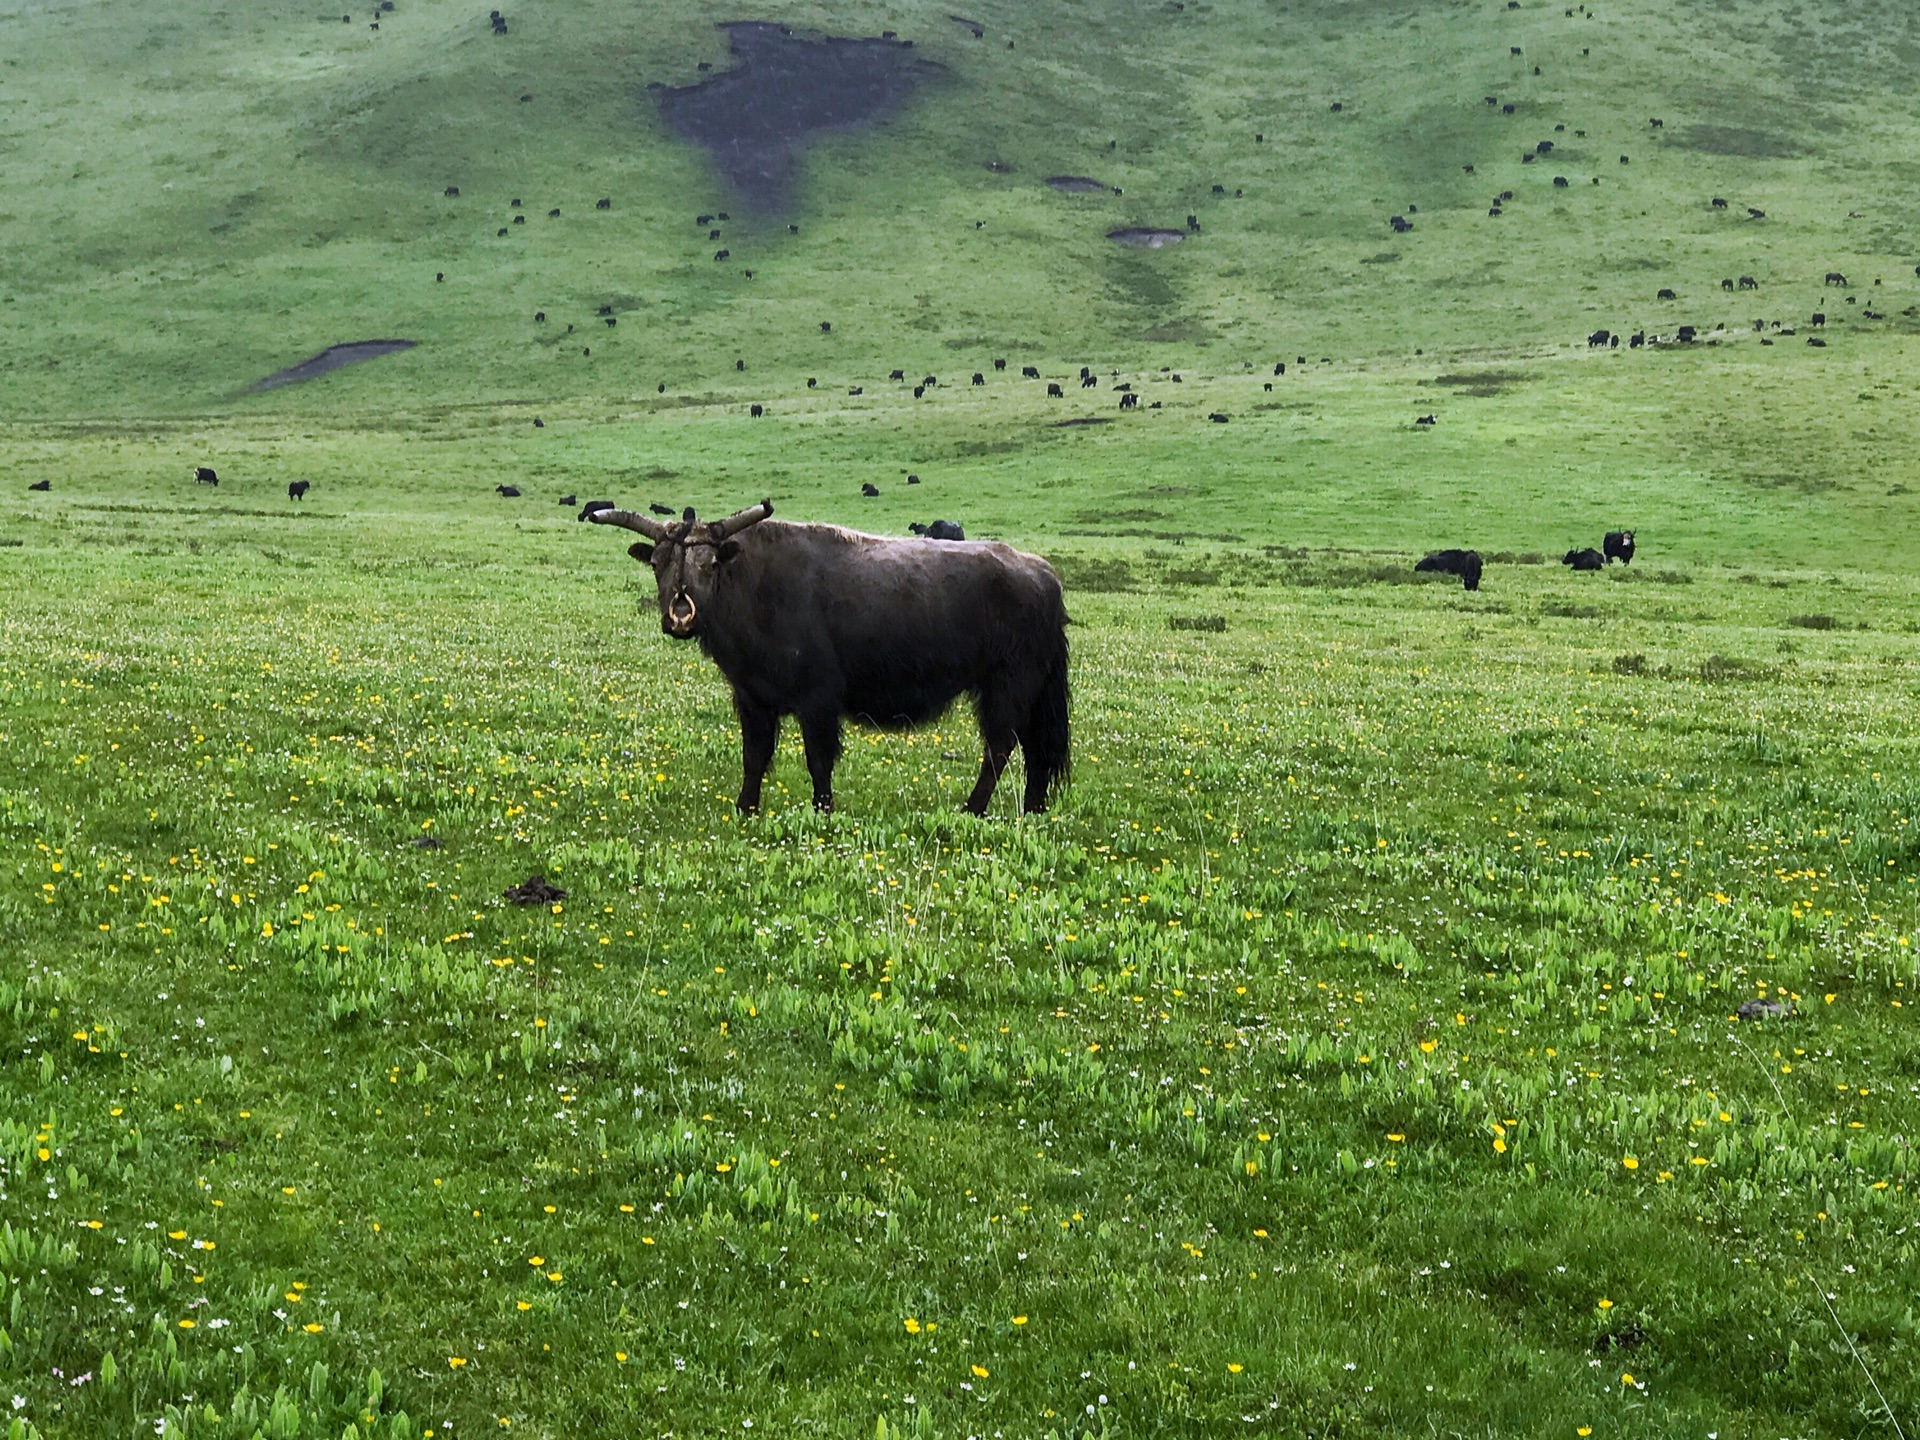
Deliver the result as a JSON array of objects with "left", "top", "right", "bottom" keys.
[{"left": 698, "top": 520, "right": 1065, "bottom": 728}]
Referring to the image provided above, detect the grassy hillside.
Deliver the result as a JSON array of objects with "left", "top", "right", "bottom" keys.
[{"left": 4, "top": 0, "right": 1920, "bottom": 420}]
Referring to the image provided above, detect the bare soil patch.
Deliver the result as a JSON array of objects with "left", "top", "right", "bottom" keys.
[
  {"left": 1107, "top": 227, "right": 1185, "bottom": 248},
  {"left": 1430, "top": 368, "right": 1531, "bottom": 396},
  {"left": 250, "top": 340, "right": 415, "bottom": 392},
  {"left": 656, "top": 22, "right": 944, "bottom": 214}
]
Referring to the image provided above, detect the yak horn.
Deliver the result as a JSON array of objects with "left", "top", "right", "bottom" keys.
[
  {"left": 586, "top": 508, "right": 670, "bottom": 541},
  {"left": 707, "top": 497, "right": 774, "bottom": 541}
]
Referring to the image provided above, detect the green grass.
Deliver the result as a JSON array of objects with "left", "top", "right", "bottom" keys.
[
  {"left": 6, "top": 0, "right": 1920, "bottom": 1436},
  {"left": 6, "top": 496, "right": 1920, "bottom": 1438}
]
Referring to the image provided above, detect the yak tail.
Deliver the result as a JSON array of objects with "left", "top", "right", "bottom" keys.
[{"left": 1020, "top": 629, "right": 1071, "bottom": 811}]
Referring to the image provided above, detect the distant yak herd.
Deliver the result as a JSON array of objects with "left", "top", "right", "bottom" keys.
[
  {"left": 126, "top": 458, "right": 1645, "bottom": 596},
  {"left": 1416, "top": 530, "right": 1634, "bottom": 592},
  {"left": 16, "top": 466, "right": 325, "bottom": 501},
  {"left": 1580, "top": 264, "right": 1892, "bottom": 351}
]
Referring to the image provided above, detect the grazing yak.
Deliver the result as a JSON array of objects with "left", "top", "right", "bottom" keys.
[
  {"left": 907, "top": 519, "right": 966, "bottom": 540},
  {"left": 587, "top": 500, "right": 1070, "bottom": 815},
  {"left": 288, "top": 481, "right": 311, "bottom": 501},
  {"left": 495, "top": 484, "right": 521, "bottom": 498},
  {"left": 1604, "top": 529, "right": 1635, "bottom": 564},
  {"left": 1563, "top": 547, "right": 1604, "bottom": 571},
  {"left": 194, "top": 466, "right": 219, "bottom": 485},
  {"left": 1415, "top": 549, "right": 1483, "bottom": 591}
]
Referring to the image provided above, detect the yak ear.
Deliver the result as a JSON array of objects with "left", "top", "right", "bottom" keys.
[
  {"left": 627, "top": 542, "right": 654, "bottom": 564},
  {"left": 716, "top": 539, "right": 742, "bottom": 563}
]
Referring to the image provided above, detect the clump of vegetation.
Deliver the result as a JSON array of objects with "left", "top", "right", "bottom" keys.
[
  {"left": 1168, "top": 613, "right": 1227, "bottom": 631},
  {"left": 1699, "top": 653, "right": 1779, "bottom": 683},
  {"left": 1047, "top": 554, "right": 1136, "bottom": 592},
  {"left": 1163, "top": 565, "right": 1222, "bottom": 587}
]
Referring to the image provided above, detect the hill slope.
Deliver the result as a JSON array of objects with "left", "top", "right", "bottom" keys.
[{"left": 4, "top": 0, "right": 1919, "bottom": 418}]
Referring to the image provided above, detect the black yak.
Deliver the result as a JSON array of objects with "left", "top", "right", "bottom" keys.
[
  {"left": 1415, "top": 549, "right": 1483, "bottom": 591},
  {"left": 1603, "top": 529, "right": 1635, "bottom": 564},
  {"left": 587, "top": 501, "right": 1069, "bottom": 815},
  {"left": 1563, "top": 547, "right": 1604, "bottom": 571}
]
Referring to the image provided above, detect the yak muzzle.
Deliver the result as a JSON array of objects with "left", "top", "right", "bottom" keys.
[{"left": 663, "top": 592, "right": 698, "bottom": 637}]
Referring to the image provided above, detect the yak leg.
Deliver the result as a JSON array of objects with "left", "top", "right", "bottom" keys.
[
  {"left": 735, "top": 701, "right": 779, "bottom": 813},
  {"left": 797, "top": 709, "right": 843, "bottom": 812},
  {"left": 964, "top": 734, "right": 1015, "bottom": 815}
]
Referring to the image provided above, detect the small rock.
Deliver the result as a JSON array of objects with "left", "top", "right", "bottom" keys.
[{"left": 502, "top": 874, "right": 567, "bottom": 905}]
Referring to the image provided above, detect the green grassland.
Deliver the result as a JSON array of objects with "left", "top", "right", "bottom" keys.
[{"left": 5, "top": 0, "right": 1920, "bottom": 1436}]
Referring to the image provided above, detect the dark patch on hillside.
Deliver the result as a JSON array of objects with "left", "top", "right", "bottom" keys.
[
  {"left": 655, "top": 22, "right": 945, "bottom": 214},
  {"left": 1047, "top": 175, "right": 1108, "bottom": 193},
  {"left": 1140, "top": 317, "right": 1212, "bottom": 342},
  {"left": 250, "top": 340, "right": 415, "bottom": 392},
  {"left": 1680, "top": 124, "right": 1800, "bottom": 158},
  {"left": 1108, "top": 227, "right": 1186, "bottom": 248},
  {"left": 1430, "top": 369, "right": 1531, "bottom": 396}
]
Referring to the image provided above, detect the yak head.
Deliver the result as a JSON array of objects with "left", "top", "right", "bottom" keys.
[{"left": 587, "top": 498, "right": 772, "bottom": 638}]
